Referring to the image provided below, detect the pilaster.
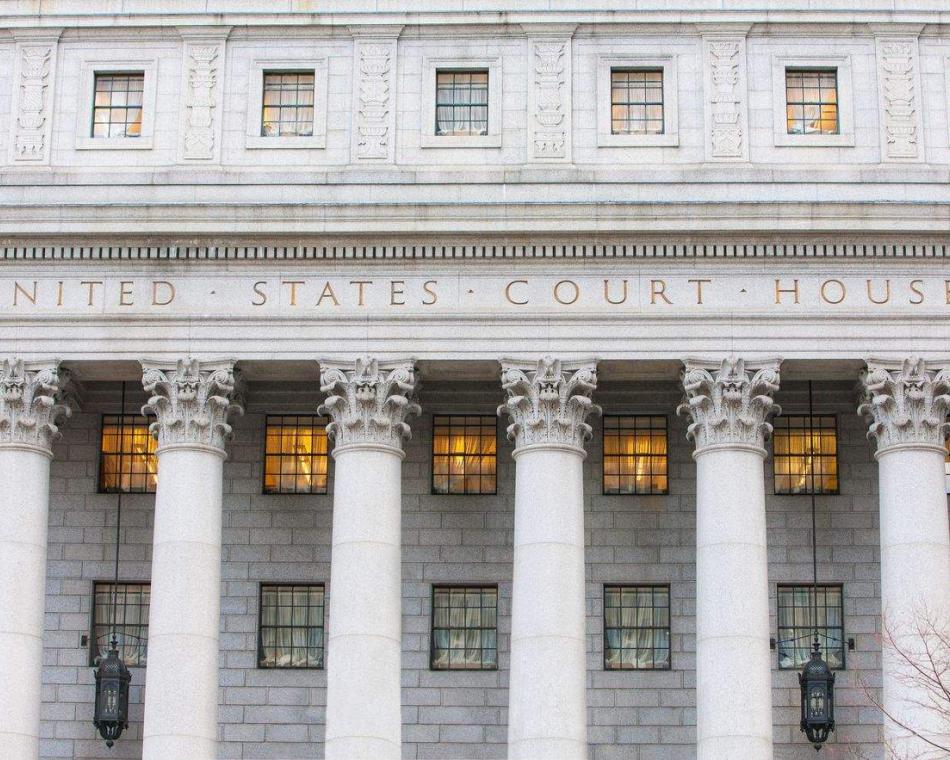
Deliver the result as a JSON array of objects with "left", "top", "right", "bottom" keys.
[
  {"left": 9, "top": 28, "right": 62, "bottom": 165},
  {"left": 177, "top": 27, "right": 231, "bottom": 163},
  {"left": 526, "top": 27, "right": 575, "bottom": 163},
  {"left": 0, "top": 358, "right": 72, "bottom": 455},
  {"left": 699, "top": 25, "right": 751, "bottom": 162},
  {"left": 872, "top": 25, "right": 924, "bottom": 163},
  {"left": 349, "top": 26, "right": 402, "bottom": 163}
]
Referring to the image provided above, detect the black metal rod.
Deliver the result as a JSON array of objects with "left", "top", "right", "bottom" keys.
[
  {"left": 808, "top": 379, "right": 819, "bottom": 648},
  {"left": 110, "top": 381, "right": 126, "bottom": 650}
]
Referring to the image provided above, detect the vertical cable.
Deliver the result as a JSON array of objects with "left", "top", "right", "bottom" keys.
[
  {"left": 808, "top": 380, "right": 819, "bottom": 651},
  {"left": 110, "top": 381, "right": 126, "bottom": 651}
]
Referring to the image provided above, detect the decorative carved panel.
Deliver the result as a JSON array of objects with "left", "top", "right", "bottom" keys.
[
  {"left": 703, "top": 36, "right": 748, "bottom": 161},
  {"left": 11, "top": 37, "right": 59, "bottom": 164},
  {"left": 354, "top": 40, "right": 396, "bottom": 162},
  {"left": 876, "top": 37, "right": 922, "bottom": 161},
  {"left": 180, "top": 38, "right": 225, "bottom": 161},
  {"left": 528, "top": 38, "right": 571, "bottom": 161}
]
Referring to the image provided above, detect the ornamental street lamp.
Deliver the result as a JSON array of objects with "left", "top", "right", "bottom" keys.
[
  {"left": 799, "top": 638, "right": 836, "bottom": 751},
  {"left": 93, "top": 637, "right": 131, "bottom": 747}
]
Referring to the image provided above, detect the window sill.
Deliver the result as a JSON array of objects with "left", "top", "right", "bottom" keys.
[
  {"left": 773, "top": 132, "right": 855, "bottom": 148},
  {"left": 75, "top": 136, "right": 154, "bottom": 151},
  {"left": 245, "top": 134, "right": 326, "bottom": 150},
  {"left": 597, "top": 132, "right": 679, "bottom": 148},
  {"left": 420, "top": 133, "right": 502, "bottom": 149}
]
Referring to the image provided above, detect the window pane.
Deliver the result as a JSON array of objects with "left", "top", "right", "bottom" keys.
[
  {"left": 91, "top": 582, "right": 150, "bottom": 666},
  {"left": 431, "top": 585, "right": 497, "bottom": 670},
  {"left": 777, "top": 585, "right": 846, "bottom": 670},
  {"left": 259, "top": 584, "right": 325, "bottom": 668},
  {"left": 785, "top": 69, "right": 839, "bottom": 135},
  {"left": 432, "top": 415, "right": 497, "bottom": 494},
  {"left": 260, "top": 71, "right": 316, "bottom": 137},
  {"left": 604, "top": 584, "right": 672, "bottom": 670},
  {"left": 603, "top": 416, "right": 669, "bottom": 495},
  {"left": 99, "top": 415, "right": 158, "bottom": 493},
  {"left": 91, "top": 73, "right": 145, "bottom": 138},
  {"left": 610, "top": 69, "right": 664, "bottom": 135},
  {"left": 435, "top": 70, "right": 490, "bottom": 136},
  {"left": 263, "top": 415, "right": 329, "bottom": 494},
  {"left": 772, "top": 416, "right": 838, "bottom": 494}
]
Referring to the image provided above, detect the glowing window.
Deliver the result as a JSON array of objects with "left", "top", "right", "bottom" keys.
[
  {"left": 432, "top": 415, "right": 497, "bottom": 495},
  {"left": 603, "top": 416, "right": 669, "bottom": 495},
  {"left": 91, "top": 72, "right": 144, "bottom": 138},
  {"left": 431, "top": 585, "right": 498, "bottom": 670},
  {"left": 261, "top": 71, "right": 315, "bottom": 137},
  {"left": 263, "top": 415, "right": 329, "bottom": 494},
  {"left": 773, "top": 416, "right": 838, "bottom": 495},
  {"left": 604, "top": 584, "right": 671, "bottom": 670},
  {"left": 786, "top": 69, "right": 838, "bottom": 135},
  {"left": 99, "top": 415, "right": 157, "bottom": 493},
  {"left": 611, "top": 69, "right": 664, "bottom": 135}
]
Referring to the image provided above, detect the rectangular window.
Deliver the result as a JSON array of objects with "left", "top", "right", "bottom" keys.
[
  {"left": 90, "top": 582, "right": 150, "bottom": 667},
  {"left": 261, "top": 71, "right": 315, "bottom": 137},
  {"left": 604, "top": 584, "right": 671, "bottom": 670},
  {"left": 773, "top": 415, "right": 838, "bottom": 495},
  {"left": 431, "top": 585, "right": 498, "bottom": 670},
  {"left": 435, "top": 70, "right": 489, "bottom": 136},
  {"left": 432, "top": 415, "right": 497, "bottom": 495},
  {"left": 786, "top": 69, "right": 838, "bottom": 135},
  {"left": 258, "top": 584, "right": 325, "bottom": 668},
  {"left": 603, "top": 416, "right": 669, "bottom": 495},
  {"left": 610, "top": 69, "right": 664, "bottom": 135},
  {"left": 777, "top": 584, "right": 845, "bottom": 670},
  {"left": 99, "top": 414, "right": 158, "bottom": 494},
  {"left": 263, "top": 415, "right": 329, "bottom": 494},
  {"left": 92, "top": 72, "right": 145, "bottom": 138}
]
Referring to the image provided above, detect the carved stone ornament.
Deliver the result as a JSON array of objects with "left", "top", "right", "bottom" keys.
[
  {"left": 677, "top": 357, "right": 781, "bottom": 453},
  {"left": 141, "top": 358, "right": 244, "bottom": 452},
  {"left": 13, "top": 43, "right": 54, "bottom": 162},
  {"left": 317, "top": 356, "right": 420, "bottom": 451},
  {"left": 530, "top": 40, "right": 568, "bottom": 159},
  {"left": 859, "top": 357, "right": 950, "bottom": 453},
  {"left": 182, "top": 44, "right": 220, "bottom": 160},
  {"left": 877, "top": 39, "right": 920, "bottom": 160},
  {"left": 0, "top": 359, "right": 73, "bottom": 452},
  {"left": 707, "top": 39, "right": 744, "bottom": 158},
  {"left": 355, "top": 42, "right": 393, "bottom": 160},
  {"left": 497, "top": 357, "right": 600, "bottom": 452}
]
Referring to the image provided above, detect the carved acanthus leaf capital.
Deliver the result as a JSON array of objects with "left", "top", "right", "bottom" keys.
[
  {"left": 317, "top": 356, "right": 420, "bottom": 452},
  {"left": 497, "top": 356, "right": 600, "bottom": 452},
  {"left": 859, "top": 357, "right": 950, "bottom": 453},
  {"left": 677, "top": 357, "right": 781, "bottom": 454},
  {"left": 141, "top": 358, "right": 244, "bottom": 452},
  {"left": 0, "top": 358, "right": 74, "bottom": 453}
]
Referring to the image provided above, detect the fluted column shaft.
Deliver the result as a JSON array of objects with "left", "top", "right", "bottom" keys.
[
  {"left": 141, "top": 359, "right": 243, "bottom": 760},
  {"left": 500, "top": 357, "right": 599, "bottom": 760},
  {"left": 861, "top": 358, "right": 950, "bottom": 756},
  {"left": 319, "top": 357, "right": 419, "bottom": 760},
  {"left": 679, "top": 357, "right": 780, "bottom": 760},
  {"left": 0, "top": 360, "right": 71, "bottom": 760}
]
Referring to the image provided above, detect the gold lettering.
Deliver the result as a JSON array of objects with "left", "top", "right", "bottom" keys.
[
  {"left": 252, "top": 281, "right": 268, "bottom": 306},
  {"left": 80, "top": 281, "right": 103, "bottom": 307},
  {"left": 119, "top": 281, "right": 134, "bottom": 306},
  {"left": 554, "top": 280, "right": 580, "bottom": 305},
  {"left": 56, "top": 281, "right": 64, "bottom": 307},
  {"left": 689, "top": 278, "right": 712, "bottom": 305},
  {"left": 422, "top": 280, "right": 438, "bottom": 306},
  {"left": 909, "top": 279, "right": 924, "bottom": 305},
  {"left": 603, "top": 279, "right": 628, "bottom": 305},
  {"left": 650, "top": 280, "right": 671, "bottom": 305},
  {"left": 505, "top": 280, "right": 529, "bottom": 305},
  {"left": 866, "top": 279, "right": 890, "bottom": 305},
  {"left": 282, "top": 280, "right": 304, "bottom": 307},
  {"left": 775, "top": 279, "right": 800, "bottom": 305},
  {"left": 350, "top": 280, "right": 372, "bottom": 307},
  {"left": 316, "top": 282, "right": 340, "bottom": 307},
  {"left": 13, "top": 281, "right": 36, "bottom": 306},
  {"left": 152, "top": 281, "right": 175, "bottom": 306},
  {"left": 390, "top": 280, "right": 406, "bottom": 306},
  {"left": 820, "top": 279, "right": 846, "bottom": 305}
]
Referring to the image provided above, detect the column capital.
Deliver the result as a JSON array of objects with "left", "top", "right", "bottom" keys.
[
  {"left": 498, "top": 356, "right": 600, "bottom": 454},
  {"left": 317, "top": 356, "right": 420, "bottom": 454},
  {"left": 141, "top": 357, "right": 244, "bottom": 454},
  {"left": 859, "top": 357, "right": 950, "bottom": 456},
  {"left": 0, "top": 358, "right": 74, "bottom": 455},
  {"left": 678, "top": 357, "right": 781, "bottom": 456}
]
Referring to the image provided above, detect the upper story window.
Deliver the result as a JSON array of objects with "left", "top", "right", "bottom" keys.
[
  {"left": 263, "top": 415, "right": 329, "bottom": 494},
  {"left": 604, "top": 584, "right": 671, "bottom": 670},
  {"left": 431, "top": 585, "right": 498, "bottom": 670},
  {"left": 90, "top": 582, "right": 150, "bottom": 667},
  {"left": 785, "top": 69, "right": 838, "bottom": 135},
  {"left": 261, "top": 71, "right": 315, "bottom": 137},
  {"left": 610, "top": 69, "right": 664, "bottom": 135},
  {"left": 603, "top": 416, "right": 669, "bottom": 495},
  {"left": 99, "top": 414, "right": 157, "bottom": 494},
  {"left": 435, "top": 70, "right": 489, "bottom": 136},
  {"left": 944, "top": 439, "right": 950, "bottom": 494},
  {"left": 777, "top": 584, "right": 845, "bottom": 670},
  {"left": 258, "top": 584, "right": 325, "bottom": 668},
  {"left": 92, "top": 72, "right": 144, "bottom": 138},
  {"left": 772, "top": 415, "right": 838, "bottom": 495},
  {"left": 432, "top": 415, "right": 497, "bottom": 495}
]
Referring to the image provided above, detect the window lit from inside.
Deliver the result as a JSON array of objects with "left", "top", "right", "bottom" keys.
[
  {"left": 263, "top": 415, "right": 329, "bottom": 494},
  {"left": 610, "top": 69, "right": 664, "bottom": 135},
  {"left": 99, "top": 415, "right": 157, "bottom": 493},
  {"left": 431, "top": 586, "right": 497, "bottom": 670},
  {"left": 261, "top": 71, "right": 315, "bottom": 137},
  {"left": 603, "top": 416, "right": 669, "bottom": 495},
  {"left": 773, "top": 415, "right": 838, "bottom": 495},
  {"left": 432, "top": 415, "right": 497, "bottom": 494},
  {"left": 92, "top": 73, "right": 144, "bottom": 138},
  {"left": 258, "top": 584, "right": 325, "bottom": 668},
  {"left": 90, "top": 582, "right": 150, "bottom": 667},
  {"left": 604, "top": 585, "right": 671, "bottom": 670},
  {"left": 786, "top": 69, "right": 838, "bottom": 135},
  {"left": 435, "top": 70, "right": 489, "bottom": 136},
  {"left": 777, "top": 585, "right": 845, "bottom": 670}
]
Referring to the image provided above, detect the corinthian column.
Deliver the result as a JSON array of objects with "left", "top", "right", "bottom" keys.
[
  {"left": 498, "top": 356, "right": 599, "bottom": 760},
  {"left": 859, "top": 357, "right": 950, "bottom": 755},
  {"left": 140, "top": 358, "right": 243, "bottom": 760},
  {"left": 319, "top": 357, "right": 420, "bottom": 760},
  {"left": 0, "top": 359, "right": 71, "bottom": 760},
  {"left": 678, "top": 357, "right": 781, "bottom": 760}
]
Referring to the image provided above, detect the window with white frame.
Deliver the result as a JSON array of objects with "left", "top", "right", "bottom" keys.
[
  {"left": 597, "top": 55, "right": 678, "bottom": 147},
  {"left": 421, "top": 57, "right": 501, "bottom": 148},
  {"left": 261, "top": 71, "right": 315, "bottom": 137},
  {"left": 244, "top": 58, "right": 328, "bottom": 150},
  {"left": 771, "top": 56, "right": 854, "bottom": 147},
  {"left": 75, "top": 58, "right": 158, "bottom": 150}
]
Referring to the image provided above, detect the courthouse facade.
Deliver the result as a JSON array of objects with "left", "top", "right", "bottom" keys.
[{"left": 1, "top": 2, "right": 950, "bottom": 759}]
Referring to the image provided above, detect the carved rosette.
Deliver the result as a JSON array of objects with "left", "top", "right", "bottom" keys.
[
  {"left": 317, "top": 356, "right": 420, "bottom": 452},
  {"left": 859, "top": 357, "right": 950, "bottom": 454},
  {"left": 0, "top": 359, "right": 73, "bottom": 453},
  {"left": 141, "top": 358, "right": 244, "bottom": 452},
  {"left": 497, "top": 357, "right": 600, "bottom": 453},
  {"left": 677, "top": 358, "right": 781, "bottom": 454}
]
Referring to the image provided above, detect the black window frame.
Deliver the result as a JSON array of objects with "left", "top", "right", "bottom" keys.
[
  {"left": 603, "top": 583, "right": 672, "bottom": 671},
  {"left": 602, "top": 414, "right": 670, "bottom": 496},
  {"left": 261, "top": 413, "right": 331, "bottom": 496},
  {"left": 88, "top": 580, "right": 150, "bottom": 667},
  {"left": 609, "top": 67, "right": 665, "bottom": 136},
  {"left": 260, "top": 69, "right": 316, "bottom": 138},
  {"left": 429, "top": 583, "right": 499, "bottom": 671},
  {"left": 776, "top": 583, "right": 846, "bottom": 671},
  {"left": 434, "top": 69, "right": 490, "bottom": 137},
  {"left": 785, "top": 68, "right": 840, "bottom": 136},
  {"left": 97, "top": 413, "right": 158, "bottom": 494},
  {"left": 91, "top": 71, "right": 145, "bottom": 139},
  {"left": 772, "top": 414, "right": 840, "bottom": 496},
  {"left": 257, "top": 582, "right": 326, "bottom": 670},
  {"left": 431, "top": 413, "right": 499, "bottom": 496}
]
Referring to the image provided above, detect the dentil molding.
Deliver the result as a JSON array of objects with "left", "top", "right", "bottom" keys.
[
  {"left": 859, "top": 356, "right": 950, "bottom": 454},
  {"left": 678, "top": 357, "right": 781, "bottom": 454},
  {"left": 0, "top": 358, "right": 73, "bottom": 453},
  {"left": 317, "top": 355, "right": 420, "bottom": 452},
  {"left": 141, "top": 357, "right": 244, "bottom": 452},
  {"left": 497, "top": 356, "right": 600, "bottom": 453}
]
